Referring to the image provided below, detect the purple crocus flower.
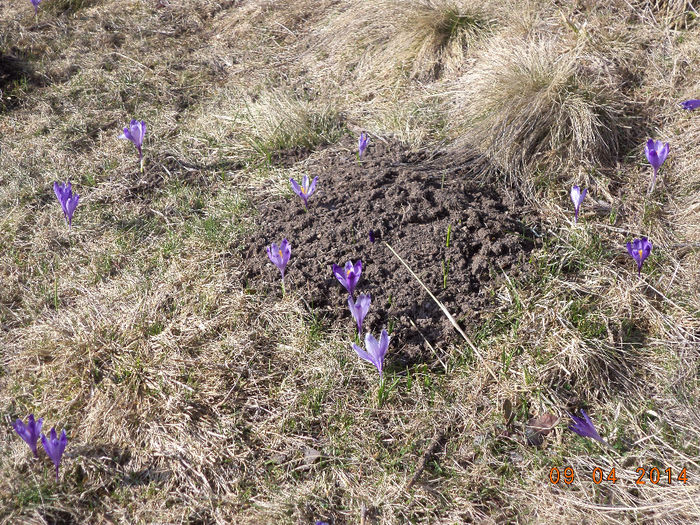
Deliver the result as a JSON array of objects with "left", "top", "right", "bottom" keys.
[
  {"left": 626, "top": 237, "right": 652, "bottom": 276},
  {"left": 680, "top": 99, "right": 700, "bottom": 111},
  {"left": 332, "top": 260, "right": 362, "bottom": 297},
  {"left": 570, "top": 185, "right": 587, "bottom": 223},
  {"left": 30, "top": 0, "right": 41, "bottom": 15},
  {"left": 352, "top": 329, "right": 390, "bottom": 378},
  {"left": 569, "top": 409, "right": 606, "bottom": 445},
  {"left": 348, "top": 294, "right": 371, "bottom": 335},
  {"left": 267, "top": 239, "right": 291, "bottom": 281},
  {"left": 53, "top": 181, "right": 80, "bottom": 229},
  {"left": 12, "top": 414, "right": 43, "bottom": 458},
  {"left": 289, "top": 175, "right": 318, "bottom": 209},
  {"left": 119, "top": 120, "right": 147, "bottom": 172},
  {"left": 41, "top": 427, "right": 68, "bottom": 482},
  {"left": 644, "top": 139, "right": 669, "bottom": 193},
  {"left": 358, "top": 132, "right": 369, "bottom": 158}
]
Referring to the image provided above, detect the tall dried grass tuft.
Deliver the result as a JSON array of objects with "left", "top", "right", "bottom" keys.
[
  {"left": 312, "top": 0, "right": 495, "bottom": 87},
  {"left": 228, "top": 91, "right": 346, "bottom": 166},
  {"left": 451, "top": 38, "right": 635, "bottom": 190}
]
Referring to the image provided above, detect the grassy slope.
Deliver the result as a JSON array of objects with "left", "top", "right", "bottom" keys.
[{"left": 1, "top": 0, "right": 699, "bottom": 523}]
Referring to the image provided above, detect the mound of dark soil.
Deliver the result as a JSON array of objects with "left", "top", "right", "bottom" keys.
[{"left": 242, "top": 139, "right": 536, "bottom": 367}]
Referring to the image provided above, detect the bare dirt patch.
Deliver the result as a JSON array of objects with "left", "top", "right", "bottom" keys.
[{"left": 242, "top": 139, "right": 536, "bottom": 365}]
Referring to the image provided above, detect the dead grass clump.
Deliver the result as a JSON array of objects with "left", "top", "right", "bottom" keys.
[
  {"left": 229, "top": 91, "right": 346, "bottom": 166},
  {"left": 314, "top": 0, "right": 495, "bottom": 86},
  {"left": 452, "top": 38, "right": 634, "bottom": 190}
]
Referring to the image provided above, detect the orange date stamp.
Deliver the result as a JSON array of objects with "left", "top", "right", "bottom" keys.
[{"left": 549, "top": 466, "right": 688, "bottom": 485}]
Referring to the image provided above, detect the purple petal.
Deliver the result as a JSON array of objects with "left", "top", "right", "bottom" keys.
[
  {"left": 641, "top": 237, "right": 652, "bottom": 260},
  {"left": 658, "top": 142, "right": 669, "bottom": 165},
  {"left": 332, "top": 264, "right": 347, "bottom": 290},
  {"left": 352, "top": 342, "right": 374, "bottom": 367},
  {"left": 53, "top": 182, "right": 64, "bottom": 204},
  {"left": 58, "top": 429, "right": 68, "bottom": 456},
  {"left": 349, "top": 294, "right": 371, "bottom": 333},
  {"left": 66, "top": 194, "right": 80, "bottom": 223},
  {"left": 40, "top": 434, "right": 50, "bottom": 457},
  {"left": 570, "top": 185, "right": 581, "bottom": 205},
  {"left": 308, "top": 176, "right": 318, "bottom": 197},
  {"left": 680, "top": 99, "right": 700, "bottom": 111},
  {"left": 645, "top": 138, "right": 654, "bottom": 158},
  {"left": 290, "top": 178, "right": 303, "bottom": 198},
  {"left": 13, "top": 419, "right": 30, "bottom": 442},
  {"left": 138, "top": 121, "right": 147, "bottom": 146},
  {"left": 647, "top": 148, "right": 660, "bottom": 170},
  {"left": 279, "top": 238, "right": 291, "bottom": 266},
  {"left": 377, "top": 329, "right": 390, "bottom": 363},
  {"left": 120, "top": 127, "right": 133, "bottom": 142},
  {"left": 365, "top": 332, "right": 380, "bottom": 364},
  {"left": 267, "top": 243, "right": 281, "bottom": 267},
  {"left": 353, "top": 259, "right": 362, "bottom": 276}
]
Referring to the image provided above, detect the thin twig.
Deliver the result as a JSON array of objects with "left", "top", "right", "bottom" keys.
[
  {"left": 383, "top": 242, "right": 498, "bottom": 381},
  {"left": 406, "top": 429, "right": 446, "bottom": 490}
]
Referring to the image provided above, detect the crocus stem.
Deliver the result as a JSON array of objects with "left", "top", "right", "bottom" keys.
[
  {"left": 281, "top": 280, "right": 286, "bottom": 298},
  {"left": 140, "top": 157, "right": 144, "bottom": 174},
  {"left": 55, "top": 466, "right": 59, "bottom": 482}
]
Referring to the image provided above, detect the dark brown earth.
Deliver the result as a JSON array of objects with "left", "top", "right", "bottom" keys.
[{"left": 242, "top": 139, "right": 536, "bottom": 368}]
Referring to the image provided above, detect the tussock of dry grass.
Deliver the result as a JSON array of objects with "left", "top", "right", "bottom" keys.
[
  {"left": 232, "top": 91, "right": 346, "bottom": 166},
  {"left": 451, "top": 37, "right": 635, "bottom": 189},
  {"left": 311, "top": 0, "right": 496, "bottom": 87}
]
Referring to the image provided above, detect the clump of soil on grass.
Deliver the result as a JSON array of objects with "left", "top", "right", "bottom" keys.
[{"left": 242, "top": 139, "right": 536, "bottom": 366}]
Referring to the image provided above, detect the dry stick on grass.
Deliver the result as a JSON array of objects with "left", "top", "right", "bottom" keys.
[
  {"left": 406, "top": 428, "right": 447, "bottom": 491},
  {"left": 383, "top": 241, "right": 498, "bottom": 381}
]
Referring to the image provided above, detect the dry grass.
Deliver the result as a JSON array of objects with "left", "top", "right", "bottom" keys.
[
  {"left": 451, "top": 36, "right": 636, "bottom": 190},
  {"left": 310, "top": 0, "right": 496, "bottom": 88},
  {"left": 1, "top": 0, "right": 700, "bottom": 523},
  {"left": 229, "top": 91, "right": 346, "bottom": 167}
]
